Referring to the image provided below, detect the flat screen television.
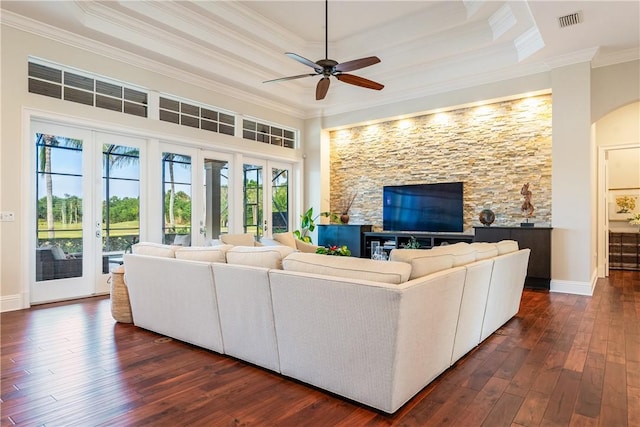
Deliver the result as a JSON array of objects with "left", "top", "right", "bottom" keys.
[{"left": 383, "top": 182, "right": 464, "bottom": 232}]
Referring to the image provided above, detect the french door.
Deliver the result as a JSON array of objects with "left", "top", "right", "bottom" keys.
[
  {"left": 241, "top": 158, "right": 293, "bottom": 240},
  {"left": 31, "top": 121, "right": 144, "bottom": 303}
]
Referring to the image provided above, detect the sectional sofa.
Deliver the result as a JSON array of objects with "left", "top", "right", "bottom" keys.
[{"left": 122, "top": 239, "right": 530, "bottom": 413}]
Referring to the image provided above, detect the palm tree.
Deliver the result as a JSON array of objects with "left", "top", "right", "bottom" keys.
[
  {"left": 37, "top": 134, "right": 82, "bottom": 239},
  {"left": 163, "top": 153, "right": 191, "bottom": 234},
  {"left": 103, "top": 144, "right": 140, "bottom": 250}
]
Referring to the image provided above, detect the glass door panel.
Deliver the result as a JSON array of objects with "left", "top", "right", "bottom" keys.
[
  {"left": 243, "top": 163, "right": 263, "bottom": 239},
  {"left": 203, "top": 157, "right": 229, "bottom": 241},
  {"left": 162, "top": 152, "right": 192, "bottom": 245},
  {"left": 35, "top": 133, "right": 84, "bottom": 281},
  {"left": 271, "top": 167, "right": 290, "bottom": 234},
  {"left": 101, "top": 143, "right": 140, "bottom": 272}
]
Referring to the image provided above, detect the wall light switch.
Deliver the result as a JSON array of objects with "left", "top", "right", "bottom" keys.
[{"left": 0, "top": 211, "right": 15, "bottom": 221}]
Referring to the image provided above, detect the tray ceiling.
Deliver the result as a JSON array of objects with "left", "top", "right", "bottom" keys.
[{"left": 2, "top": 1, "right": 639, "bottom": 118}]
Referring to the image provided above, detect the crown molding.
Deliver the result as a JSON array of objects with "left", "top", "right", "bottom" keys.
[
  {"left": 592, "top": 47, "right": 640, "bottom": 68},
  {"left": 543, "top": 46, "right": 600, "bottom": 69},
  {"left": 489, "top": 3, "right": 516, "bottom": 41},
  {"left": 514, "top": 26, "right": 545, "bottom": 62}
]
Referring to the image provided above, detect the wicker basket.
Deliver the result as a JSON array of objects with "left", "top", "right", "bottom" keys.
[{"left": 110, "top": 265, "right": 133, "bottom": 323}]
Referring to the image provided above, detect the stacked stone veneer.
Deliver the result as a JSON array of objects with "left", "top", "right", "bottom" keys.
[{"left": 329, "top": 94, "right": 552, "bottom": 232}]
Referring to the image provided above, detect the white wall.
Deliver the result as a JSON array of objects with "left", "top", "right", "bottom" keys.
[{"left": 550, "top": 62, "right": 595, "bottom": 293}]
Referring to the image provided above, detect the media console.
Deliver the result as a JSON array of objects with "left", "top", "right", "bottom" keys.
[{"left": 363, "top": 231, "right": 474, "bottom": 259}]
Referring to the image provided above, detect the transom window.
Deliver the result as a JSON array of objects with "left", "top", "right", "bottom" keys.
[{"left": 28, "top": 58, "right": 148, "bottom": 118}]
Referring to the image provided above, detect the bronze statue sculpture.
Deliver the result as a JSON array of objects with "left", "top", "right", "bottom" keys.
[{"left": 520, "top": 182, "right": 534, "bottom": 221}]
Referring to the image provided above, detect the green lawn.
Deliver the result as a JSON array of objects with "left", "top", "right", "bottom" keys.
[{"left": 38, "top": 220, "right": 141, "bottom": 239}]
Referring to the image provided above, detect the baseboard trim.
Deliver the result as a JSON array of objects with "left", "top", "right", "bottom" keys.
[
  {"left": 1, "top": 294, "right": 27, "bottom": 312},
  {"left": 550, "top": 273, "right": 597, "bottom": 296}
]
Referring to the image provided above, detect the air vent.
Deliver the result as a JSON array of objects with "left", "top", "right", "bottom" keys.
[{"left": 558, "top": 12, "right": 582, "bottom": 28}]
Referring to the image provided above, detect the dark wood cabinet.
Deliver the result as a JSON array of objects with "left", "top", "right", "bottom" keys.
[
  {"left": 609, "top": 232, "right": 640, "bottom": 270},
  {"left": 317, "top": 224, "right": 372, "bottom": 258},
  {"left": 474, "top": 226, "right": 552, "bottom": 290}
]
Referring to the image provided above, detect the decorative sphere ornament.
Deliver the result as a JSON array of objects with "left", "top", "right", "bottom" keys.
[{"left": 479, "top": 209, "right": 496, "bottom": 226}]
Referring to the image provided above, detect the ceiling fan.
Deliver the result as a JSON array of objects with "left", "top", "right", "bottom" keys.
[{"left": 263, "top": 0, "right": 384, "bottom": 100}]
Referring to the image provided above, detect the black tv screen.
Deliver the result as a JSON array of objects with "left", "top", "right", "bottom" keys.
[{"left": 383, "top": 182, "right": 464, "bottom": 232}]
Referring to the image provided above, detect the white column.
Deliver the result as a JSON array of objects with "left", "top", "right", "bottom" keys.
[{"left": 550, "top": 62, "right": 596, "bottom": 294}]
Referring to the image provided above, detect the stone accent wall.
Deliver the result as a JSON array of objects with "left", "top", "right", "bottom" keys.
[{"left": 329, "top": 94, "right": 552, "bottom": 232}]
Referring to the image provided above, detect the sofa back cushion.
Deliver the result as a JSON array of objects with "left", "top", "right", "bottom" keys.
[
  {"left": 226, "top": 245, "right": 295, "bottom": 269},
  {"left": 430, "top": 242, "right": 477, "bottom": 266},
  {"left": 132, "top": 242, "right": 177, "bottom": 258},
  {"left": 174, "top": 245, "right": 233, "bottom": 263},
  {"left": 389, "top": 249, "right": 454, "bottom": 280},
  {"left": 470, "top": 242, "right": 499, "bottom": 260},
  {"left": 283, "top": 252, "right": 411, "bottom": 284},
  {"left": 496, "top": 240, "right": 519, "bottom": 255},
  {"left": 219, "top": 233, "right": 258, "bottom": 247}
]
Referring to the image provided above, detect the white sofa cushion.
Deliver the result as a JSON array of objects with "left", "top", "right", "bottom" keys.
[
  {"left": 132, "top": 242, "right": 177, "bottom": 258},
  {"left": 219, "top": 233, "right": 258, "bottom": 247},
  {"left": 470, "top": 242, "right": 499, "bottom": 260},
  {"left": 174, "top": 245, "right": 233, "bottom": 263},
  {"left": 226, "top": 245, "right": 295, "bottom": 269},
  {"left": 496, "top": 240, "right": 519, "bottom": 254},
  {"left": 389, "top": 249, "right": 454, "bottom": 280},
  {"left": 430, "top": 242, "right": 477, "bottom": 266},
  {"left": 283, "top": 252, "right": 411, "bottom": 284}
]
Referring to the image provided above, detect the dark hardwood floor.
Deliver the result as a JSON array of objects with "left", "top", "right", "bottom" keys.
[{"left": 1, "top": 270, "right": 639, "bottom": 426}]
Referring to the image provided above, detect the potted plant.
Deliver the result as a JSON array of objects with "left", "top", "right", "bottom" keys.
[
  {"left": 293, "top": 207, "right": 331, "bottom": 244},
  {"left": 316, "top": 245, "right": 351, "bottom": 256},
  {"left": 402, "top": 236, "right": 421, "bottom": 249}
]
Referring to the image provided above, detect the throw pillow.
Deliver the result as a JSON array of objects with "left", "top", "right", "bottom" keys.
[{"left": 272, "top": 231, "right": 297, "bottom": 249}]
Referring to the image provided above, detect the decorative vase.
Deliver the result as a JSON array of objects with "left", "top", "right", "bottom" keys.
[
  {"left": 340, "top": 214, "right": 350, "bottom": 224},
  {"left": 479, "top": 209, "right": 495, "bottom": 226}
]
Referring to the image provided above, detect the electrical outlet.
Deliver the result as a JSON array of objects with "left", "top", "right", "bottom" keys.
[{"left": 0, "top": 211, "right": 15, "bottom": 222}]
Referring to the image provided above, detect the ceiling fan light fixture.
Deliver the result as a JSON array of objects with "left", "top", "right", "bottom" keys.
[{"left": 263, "top": 0, "right": 384, "bottom": 100}]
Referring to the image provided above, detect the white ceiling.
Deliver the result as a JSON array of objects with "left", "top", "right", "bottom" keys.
[{"left": 2, "top": 1, "right": 639, "bottom": 119}]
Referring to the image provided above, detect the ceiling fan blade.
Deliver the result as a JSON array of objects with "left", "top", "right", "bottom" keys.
[
  {"left": 285, "top": 52, "right": 322, "bottom": 71},
  {"left": 263, "top": 73, "right": 316, "bottom": 84},
  {"left": 334, "top": 56, "right": 381, "bottom": 73},
  {"left": 336, "top": 73, "right": 384, "bottom": 90},
  {"left": 316, "top": 77, "right": 330, "bottom": 100}
]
